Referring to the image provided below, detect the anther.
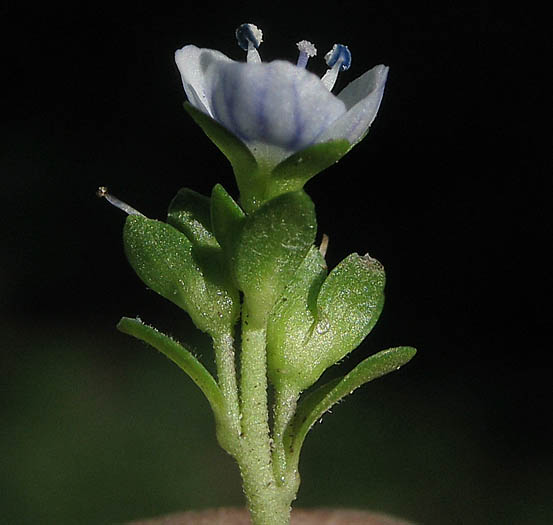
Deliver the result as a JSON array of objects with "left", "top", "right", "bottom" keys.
[
  {"left": 97, "top": 186, "right": 145, "bottom": 216},
  {"left": 320, "top": 44, "right": 351, "bottom": 91},
  {"left": 296, "top": 40, "right": 317, "bottom": 68},
  {"left": 235, "top": 23, "right": 263, "bottom": 64}
]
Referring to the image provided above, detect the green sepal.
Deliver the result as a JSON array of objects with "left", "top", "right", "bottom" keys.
[
  {"left": 183, "top": 102, "right": 257, "bottom": 182},
  {"left": 284, "top": 346, "right": 417, "bottom": 468},
  {"left": 266, "top": 139, "right": 350, "bottom": 200},
  {"left": 167, "top": 188, "right": 218, "bottom": 249},
  {"left": 123, "top": 215, "right": 239, "bottom": 336},
  {"left": 117, "top": 317, "right": 226, "bottom": 425},
  {"left": 266, "top": 253, "right": 386, "bottom": 392},
  {"left": 233, "top": 191, "right": 317, "bottom": 326},
  {"left": 183, "top": 103, "right": 266, "bottom": 213},
  {"left": 267, "top": 246, "right": 327, "bottom": 390},
  {"left": 210, "top": 184, "right": 246, "bottom": 256},
  {"left": 183, "top": 103, "right": 353, "bottom": 212}
]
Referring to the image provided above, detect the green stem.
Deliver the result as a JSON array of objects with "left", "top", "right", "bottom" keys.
[
  {"left": 213, "top": 332, "right": 241, "bottom": 453},
  {"left": 272, "top": 384, "right": 300, "bottom": 492},
  {"left": 236, "top": 300, "right": 291, "bottom": 525}
]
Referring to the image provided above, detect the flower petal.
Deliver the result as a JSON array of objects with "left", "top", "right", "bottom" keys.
[
  {"left": 315, "top": 65, "right": 389, "bottom": 145},
  {"left": 206, "top": 60, "right": 347, "bottom": 153},
  {"left": 175, "top": 45, "right": 233, "bottom": 116}
]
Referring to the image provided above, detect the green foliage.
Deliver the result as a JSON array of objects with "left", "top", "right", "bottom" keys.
[
  {"left": 167, "top": 188, "right": 218, "bottom": 249},
  {"left": 123, "top": 213, "right": 239, "bottom": 338},
  {"left": 231, "top": 191, "right": 317, "bottom": 326},
  {"left": 266, "top": 246, "right": 327, "bottom": 390},
  {"left": 284, "top": 346, "right": 417, "bottom": 468},
  {"left": 267, "top": 252, "right": 386, "bottom": 392},
  {"left": 118, "top": 168, "right": 414, "bottom": 525},
  {"left": 117, "top": 317, "right": 225, "bottom": 421}
]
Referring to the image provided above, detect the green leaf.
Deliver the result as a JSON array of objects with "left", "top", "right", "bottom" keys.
[
  {"left": 284, "top": 346, "right": 417, "bottom": 468},
  {"left": 266, "top": 252, "right": 386, "bottom": 392},
  {"left": 123, "top": 215, "right": 239, "bottom": 336},
  {"left": 267, "top": 246, "right": 327, "bottom": 390},
  {"left": 233, "top": 191, "right": 317, "bottom": 325},
  {"left": 267, "top": 139, "right": 350, "bottom": 200},
  {"left": 117, "top": 317, "right": 225, "bottom": 421},
  {"left": 210, "top": 184, "right": 246, "bottom": 256},
  {"left": 167, "top": 188, "right": 218, "bottom": 249},
  {"left": 312, "top": 252, "right": 385, "bottom": 362}
]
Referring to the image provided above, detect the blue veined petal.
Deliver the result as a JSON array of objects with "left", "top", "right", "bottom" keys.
[
  {"left": 175, "top": 41, "right": 388, "bottom": 169},
  {"left": 315, "top": 65, "right": 389, "bottom": 146},
  {"left": 336, "top": 64, "right": 388, "bottom": 110},
  {"left": 207, "top": 60, "right": 346, "bottom": 154},
  {"left": 175, "top": 45, "right": 233, "bottom": 116}
]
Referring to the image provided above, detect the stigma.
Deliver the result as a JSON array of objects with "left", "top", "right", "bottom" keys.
[{"left": 296, "top": 40, "right": 317, "bottom": 68}]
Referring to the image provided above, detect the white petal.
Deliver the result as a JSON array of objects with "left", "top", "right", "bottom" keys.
[
  {"left": 175, "top": 45, "right": 233, "bottom": 116},
  {"left": 316, "top": 65, "right": 389, "bottom": 145},
  {"left": 207, "top": 60, "right": 347, "bottom": 153}
]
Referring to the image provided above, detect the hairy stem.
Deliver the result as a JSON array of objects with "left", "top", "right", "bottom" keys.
[
  {"left": 213, "top": 332, "right": 241, "bottom": 453},
  {"left": 272, "top": 384, "right": 300, "bottom": 492},
  {"left": 236, "top": 300, "right": 291, "bottom": 525}
]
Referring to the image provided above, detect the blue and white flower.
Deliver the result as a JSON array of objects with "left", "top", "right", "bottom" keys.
[{"left": 175, "top": 23, "right": 389, "bottom": 169}]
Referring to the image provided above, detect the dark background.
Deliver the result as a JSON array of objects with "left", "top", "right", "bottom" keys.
[{"left": 1, "top": 3, "right": 549, "bottom": 524}]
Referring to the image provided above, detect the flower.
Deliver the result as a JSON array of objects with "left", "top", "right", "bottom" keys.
[{"left": 175, "top": 23, "right": 389, "bottom": 169}]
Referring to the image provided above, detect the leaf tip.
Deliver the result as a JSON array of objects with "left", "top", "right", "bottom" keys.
[{"left": 396, "top": 346, "right": 417, "bottom": 367}]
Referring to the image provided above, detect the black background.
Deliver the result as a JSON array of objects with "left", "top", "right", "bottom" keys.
[{"left": 1, "top": 3, "right": 549, "bottom": 524}]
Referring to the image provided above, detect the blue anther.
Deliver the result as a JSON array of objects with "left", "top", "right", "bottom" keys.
[
  {"left": 325, "top": 44, "right": 351, "bottom": 71},
  {"left": 235, "top": 23, "right": 263, "bottom": 51}
]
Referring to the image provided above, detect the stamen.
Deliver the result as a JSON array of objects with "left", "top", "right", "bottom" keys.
[
  {"left": 296, "top": 40, "right": 317, "bottom": 68},
  {"left": 97, "top": 186, "right": 145, "bottom": 216},
  {"left": 235, "top": 23, "right": 263, "bottom": 63},
  {"left": 320, "top": 44, "right": 352, "bottom": 91}
]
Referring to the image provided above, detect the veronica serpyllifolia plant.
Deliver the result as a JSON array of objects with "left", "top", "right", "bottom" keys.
[{"left": 100, "top": 23, "right": 416, "bottom": 525}]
